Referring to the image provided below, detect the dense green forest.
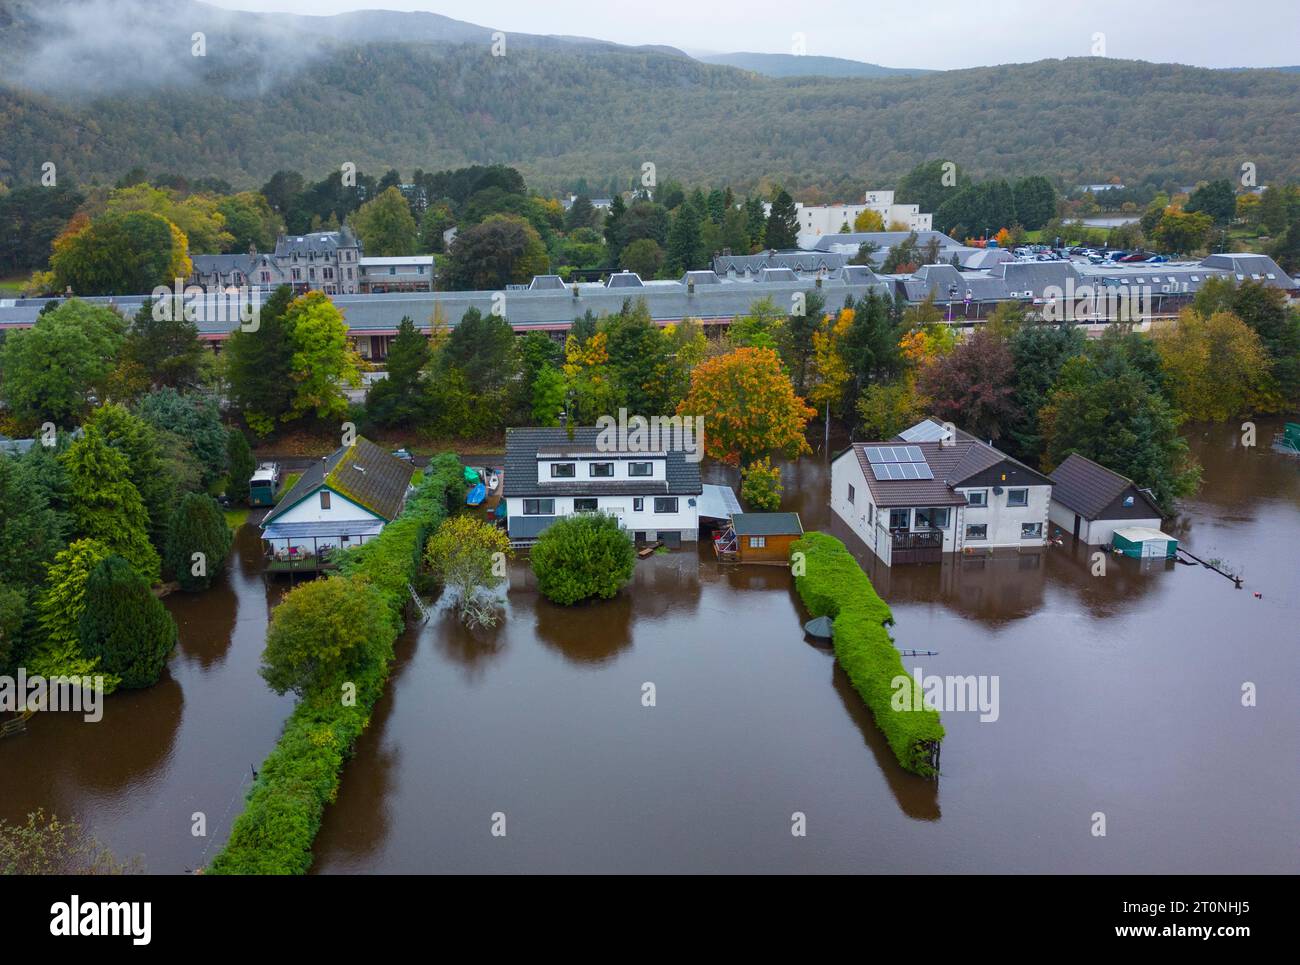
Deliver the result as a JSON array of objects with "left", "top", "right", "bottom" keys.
[{"left": 2, "top": 4, "right": 1298, "bottom": 198}]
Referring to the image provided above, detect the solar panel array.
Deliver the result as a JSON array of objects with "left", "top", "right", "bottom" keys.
[
  {"left": 899, "top": 420, "right": 950, "bottom": 443},
  {"left": 864, "top": 445, "right": 934, "bottom": 481}
]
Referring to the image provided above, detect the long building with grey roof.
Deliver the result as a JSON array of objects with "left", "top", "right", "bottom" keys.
[{"left": 2, "top": 253, "right": 1293, "bottom": 361}]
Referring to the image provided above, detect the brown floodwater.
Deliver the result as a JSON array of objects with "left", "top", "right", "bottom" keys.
[
  {"left": 0, "top": 523, "right": 295, "bottom": 873},
  {"left": 3, "top": 421, "right": 1297, "bottom": 873},
  {"left": 310, "top": 418, "right": 1300, "bottom": 873}
]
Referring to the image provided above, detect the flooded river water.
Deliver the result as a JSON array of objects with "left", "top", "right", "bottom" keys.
[{"left": 4, "top": 420, "right": 1297, "bottom": 873}]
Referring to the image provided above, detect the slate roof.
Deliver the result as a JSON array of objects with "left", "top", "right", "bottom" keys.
[
  {"left": 732, "top": 512, "right": 803, "bottom": 536},
  {"left": 0, "top": 277, "right": 894, "bottom": 335},
  {"left": 1199, "top": 253, "right": 1296, "bottom": 288},
  {"left": 273, "top": 229, "right": 359, "bottom": 257},
  {"left": 503, "top": 427, "right": 702, "bottom": 499},
  {"left": 1049, "top": 453, "right": 1162, "bottom": 520},
  {"left": 810, "top": 230, "right": 961, "bottom": 253},
  {"left": 263, "top": 437, "right": 413, "bottom": 525},
  {"left": 713, "top": 251, "right": 848, "bottom": 275}
]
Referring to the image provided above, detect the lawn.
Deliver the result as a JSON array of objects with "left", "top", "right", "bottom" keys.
[
  {"left": 276, "top": 472, "right": 301, "bottom": 499},
  {"left": 224, "top": 507, "right": 251, "bottom": 531}
]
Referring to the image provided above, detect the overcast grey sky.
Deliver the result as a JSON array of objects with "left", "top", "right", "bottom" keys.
[{"left": 206, "top": 0, "right": 1300, "bottom": 70}]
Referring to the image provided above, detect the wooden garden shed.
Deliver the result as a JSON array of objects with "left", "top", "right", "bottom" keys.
[{"left": 714, "top": 512, "right": 804, "bottom": 563}]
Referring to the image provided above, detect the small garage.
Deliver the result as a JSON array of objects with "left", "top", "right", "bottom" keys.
[
  {"left": 714, "top": 512, "right": 804, "bottom": 563},
  {"left": 1111, "top": 527, "right": 1178, "bottom": 559}
]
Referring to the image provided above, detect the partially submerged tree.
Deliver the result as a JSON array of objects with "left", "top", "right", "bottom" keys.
[{"left": 424, "top": 515, "right": 512, "bottom": 628}]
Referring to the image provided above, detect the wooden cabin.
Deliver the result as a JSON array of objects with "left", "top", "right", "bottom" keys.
[{"left": 714, "top": 512, "right": 804, "bottom": 563}]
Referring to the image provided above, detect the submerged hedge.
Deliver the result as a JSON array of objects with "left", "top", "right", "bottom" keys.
[
  {"left": 208, "top": 453, "right": 465, "bottom": 874},
  {"left": 791, "top": 532, "right": 944, "bottom": 777}
]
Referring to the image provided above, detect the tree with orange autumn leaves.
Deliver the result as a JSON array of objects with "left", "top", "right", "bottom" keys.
[{"left": 676, "top": 346, "right": 814, "bottom": 466}]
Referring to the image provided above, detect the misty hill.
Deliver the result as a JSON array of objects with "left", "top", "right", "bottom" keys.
[
  {"left": 1, "top": 0, "right": 1298, "bottom": 196},
  {"left": 696, "top": 51, "right": 933, "bottom": 78}
]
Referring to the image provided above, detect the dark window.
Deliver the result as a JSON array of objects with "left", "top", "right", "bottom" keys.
[
  {"left": 965, "top": 489, "right": 987, "bottom": 506},
  {"left": 628, "top": 462, "right": 653, "bottom": 477},
  {"left": 589, "top": 462, "right": 614, "bottom": 478},
  {"left": 889, "top": 509, "right": 910, "bottom": 530},
  {"left": 1007, "top": 488, "right": 1029, "bottom": 507},
  {"left": 550, "top": 463, "right": 576, "bottom": 478},
  {"left": 524, "top": 499, "right": 555, "bottom": 515},
  {"left": 319, "top": 491, "right": 331, "bottom": 510},
  {"left": 847, "top": 484, "right": 855, "bottom": 504},
  {"left": 573, "top": 498, "right": 598, "bottom": 513},
  {"left": 965, "top": 524, "right": 987, "bottom": 540},
  {"left": 633, "top": 497, "right": 644, "bottom": 512},
  {"left": 916, "top": 507, "right": 949, "bottom": 529},
  {"left": 654, "top": 497, "right": 678, "bottom": 514},
  {"left": 1021, "top": 522, "right": 1043, "bottom": 539}
]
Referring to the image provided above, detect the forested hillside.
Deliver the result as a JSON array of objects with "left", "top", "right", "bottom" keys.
[{"left": 1, "top": 0, "right": 1298, "bottom": 195}]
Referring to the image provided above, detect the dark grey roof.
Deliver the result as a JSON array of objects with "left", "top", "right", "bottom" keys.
[
  {"left": 273, "top": 229, "right": 359, "bottom": 257},
  {"left": 0, "top": 276, "right": 894, "bottom": 336},
  {"left": 606, "top": 272, "right": 644, "bottom": 288},
  {"left": 810, "top": 230, "right": 960, "bottom": 253},
  {"left": 1199, "top": 253, "right": 1295, "bottom": 288},
  {"left": 529, "top": 275, "right": 567, "bottom": 291},
  {"left": 192, "top": 253, "right": 257, "bottom": 274},
  {"left": 682, "top": 271, "right": 722, "bottom": 285},
  {"left": 503, "top": 426, "right": 702, "bottom": 499},
  {"left": 838, "top": 265, "right": 881, "bottom": 285},
  {"left": 263, "top": 448, "right": 345, "bottom": 524},
  {"left": 732, "top": 512, "right": 803, "bottom": 536},
  {"left": 1049, "top": 453, "right": 1161, "bottom": 520},
  {"left": 713, "top": 251, "right": 848, "bottom": 275},
  {"left": 989, "top": 260, "right": 1080, "bottom": 296}
]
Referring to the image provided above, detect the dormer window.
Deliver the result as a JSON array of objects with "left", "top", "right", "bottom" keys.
[
  {"left": 628, "top": 462, "right": 653, "bottom": 477},
  {"left": 550, "top": 463, "right": 576, "bottom": 478},
  {"left": 589, "top": 462, "right": 614, "bottom": 478}
]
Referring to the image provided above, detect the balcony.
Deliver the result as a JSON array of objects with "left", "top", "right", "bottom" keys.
[{"left": 890, "top": 529, "right": 944, "bottom": 565}]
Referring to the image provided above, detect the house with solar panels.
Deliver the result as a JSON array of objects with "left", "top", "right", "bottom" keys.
[
  {"left": 830, "top": 418, "right": 1053, "bottom": 565},
  {"left": 260, "top": 437, "right": 415, "bottom": 574}
]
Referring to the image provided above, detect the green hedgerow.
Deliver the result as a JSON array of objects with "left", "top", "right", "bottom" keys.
[
  {"left": 791, "top": 531, "right": 944, "bottom": 777},
  {"left": 208, "top": 452, "right": 465, "bottom": 875}
]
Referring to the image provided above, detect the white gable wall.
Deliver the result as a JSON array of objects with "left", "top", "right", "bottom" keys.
[{"left": 273, "top": 486, "right": 380, "bottom": 524}]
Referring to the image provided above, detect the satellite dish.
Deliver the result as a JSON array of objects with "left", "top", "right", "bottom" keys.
[{"left": 993, "top": 486, "right": 1004, "bottom": 495}]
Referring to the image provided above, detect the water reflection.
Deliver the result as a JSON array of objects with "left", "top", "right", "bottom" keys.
[{"left": 0, "top": 523, "right": 296, "bottom": 872}]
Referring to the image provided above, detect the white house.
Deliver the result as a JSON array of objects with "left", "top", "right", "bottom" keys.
[
  {"left": 765, "top": 190, "right": 933, "bottom": 248},
  {"left": 830, "top": 419, "right": 1052, "bottom": 566},
  {"left": 502, "top": 426, "right": 702, "bottom": 545},
  {"left": 260, "top": 437, "right": 415, "bottom": 567},
  {"left": 1047, "top": 453, "right": 1164, "bottom": 546}
]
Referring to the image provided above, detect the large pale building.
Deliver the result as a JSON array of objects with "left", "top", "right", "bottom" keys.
[{"left": 764, "top": 190, "right": 933, "bottom": 247}]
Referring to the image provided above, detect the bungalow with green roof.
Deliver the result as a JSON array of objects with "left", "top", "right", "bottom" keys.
[{"left": 260, "top": 437, "right": 415, "bottom": 571}]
